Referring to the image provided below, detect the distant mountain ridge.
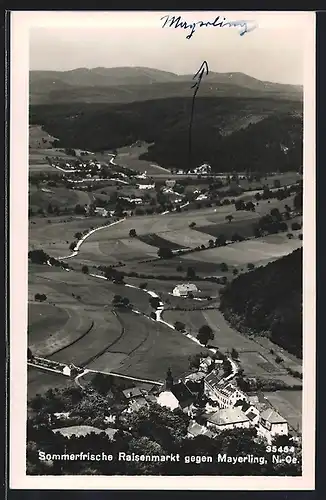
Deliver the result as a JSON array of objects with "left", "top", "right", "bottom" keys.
[{"left": 30, "top": 66, "right": 303, "bottom": 105}]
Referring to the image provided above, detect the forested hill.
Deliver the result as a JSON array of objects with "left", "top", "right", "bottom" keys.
[
  {"left": 30, "top": 96, "right": 302, "bottom": 173},
  {"left": 219, "top": 248, "right": 302, "bottom": 358},
  {"left": 30, "top": 67, "right": 303, "bottom": 105}
]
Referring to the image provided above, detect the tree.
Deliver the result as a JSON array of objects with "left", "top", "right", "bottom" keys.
[
  {"left": 174, "top": 321, "right": 186, "bottom": 332},
  {"left": 225, "top": 215, "right": 234, "bottom": 223},
  {"left": 291, "top": 222, "right": 302, "bottom": 231},
  {"left": 188, "top": 354, "right": 201, "bottom": 369},
  {"left": 82, "top": 265, "right": 89, "bottom": 274},
  {"left": 186, "top": 266, "right": 196, "bottom": 279},
  {"left": 197, "top": 325, "right": 214, "bottom": 346},
  {"left": 139, "top": 282, "right": 148, "bottom": 289},
  {"left": 69, "top": 242, "right": 76, "bottom": 251},
  {"left": 157, "top": 247, "right": 173, "bottom": 259},
  {"left": 27, "top": 347, "right": 33, "bottom": 361},
  {"left": 245, "top": 201, "right": 255, "bottom": 211},
  {"left": 233, "top": 268, "right": 239, "bottom": 276},
  {"left": 28, "top": 249, "right": 49, "bottom": 265},
  {"left": 150, "top": 297, "right": 160, "bottom": 309},
  {"left": 247, "top": 263, "right": 255, "bottom": 270},
  {"left": 220, "top": 262, "right": 228, "bottom": 272},
  {"left": 112, "top": 295, "right": 123, "bottom": 306},
  {"left": 121, "top": 297, "right": 130, "bottom": 308},
  {"left": 208, "top": 239, "right": 215, "bottom": 248},
  {"left": 34, "top": 293, "right": 47, "bottom": 302},
  {"left": 231, "top": 348, "right": 239, "bottom": 360},
  {"left": 215, "top": 234, "right": 227, "bottom": 247},
  {"left": 129, "top": 229, "right": 137, "bottom": 237},
  {"left": 74, "top": 232, "right": 82, "bottom": 240},
  {"left": 234, "top": 200, "right": 246, "bottom": 211},
  {"left": 270, "top": 208, "right": 282, "bottom": 221},
  {"left": 189, "top": 222, "right": 196, "bottom": 229},
  {"left": 176, "top": 265, "right": 183, "bottom": 272},
  {"left": 231, "top": 233, "right": 244, "bottom": 243}
]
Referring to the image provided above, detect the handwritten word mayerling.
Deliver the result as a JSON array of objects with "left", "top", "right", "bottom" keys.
[{"left": 160, "top": 15, "right": 258, "bottom": 39}]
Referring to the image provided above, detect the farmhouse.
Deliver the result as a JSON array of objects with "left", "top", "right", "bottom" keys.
[
  {"left": 259, "top": 409, "right": 289, "bottom": 438},
  {"left": 205, "top": 408, "right": 250, "bottom": 431},
  {"left": 94, "top": 207, "right": 108, "bottom": 217},
  {"left": 172, "top": 283, "right": 198, "bottom": 297}
]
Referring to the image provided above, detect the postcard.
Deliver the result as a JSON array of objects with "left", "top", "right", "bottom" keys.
[{"left": 9, "top": 10, "right": 315, "bottom": 490}]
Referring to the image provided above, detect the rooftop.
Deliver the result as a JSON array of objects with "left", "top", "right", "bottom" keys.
[
  {"left": 261, "top": 408, "right": 287, "bottom": 425},
  {"left": 188, "top": 422, "right": 217, "bottom": 439},
  {"left": 129, "top": 397, "right": 149, "bottom": 412},
  {"left": 122, "top": 387, "right": 144, "bottom": 400},
  {"left": 246, "top": 411, "right": 258, "bottom": 421},
  {"left": 173, "top": 283, "right": 198, "bottom": 292},
  {"left": 171, "top": 381, "right": 196, "bottom": 409},
  {"left": 53, "top": 425, "right": 118, "bottom": 439},
  {"left": 206, "top": 408, "right": 250, "bottom": 426},
  {"left": 156, "top": 391, "right": 179, "bottom": 411},
  {"left": 204, "top": 370, "right": 225, "bottom": 389}
]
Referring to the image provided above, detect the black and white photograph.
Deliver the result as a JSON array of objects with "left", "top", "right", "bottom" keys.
[{"left": 9, "top": 10, "right": 315, "bottom": 489}]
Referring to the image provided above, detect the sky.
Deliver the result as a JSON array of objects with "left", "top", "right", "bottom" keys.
[{"left": 27, "top": 11, "right": 314, "bottom": 85}]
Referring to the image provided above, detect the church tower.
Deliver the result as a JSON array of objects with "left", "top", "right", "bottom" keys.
[{"left": 165, "top": 367, "right": 174, "bottom": 391}]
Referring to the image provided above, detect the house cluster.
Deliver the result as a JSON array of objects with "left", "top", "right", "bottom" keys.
[
  {"left": 126, "top": 367, "right": 290, "bottom": 445},
  {"left": 193, "top": 163, "right": 212, "bottom": 175}
]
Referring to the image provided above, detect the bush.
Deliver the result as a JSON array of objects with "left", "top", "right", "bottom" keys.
[
  {"left": 220, "top": 262, "right": 228, "bottom": 272},
  {"left": 157, "top": 247, "right": 173, "bottom": 259},
  {"left": 35, "top": 293, "right": 47, "bottom": 302},
  {"left": 247, "top": 263, "right": 255, "bottom": 270},
  {"left": 174, "top": 321, "right": 186, "bottom": 332},
  {"left": 82, "top": 265, "right": 89, "bottom": 274},
  {"left": 291, "top": 222, "right": 302, "bottom": 231}
]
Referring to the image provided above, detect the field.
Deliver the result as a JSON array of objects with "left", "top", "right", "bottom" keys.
[
  {"left": 27, "top": 264, "right": 208, "bottom": 386},
  {"left": 28, "top": 147, "right": 303, "bottom": 405},
  {"left": 181, "top": 233, "right": 302, "bottom": 267},
  {"left": 115, "top": 143, "right": 171, "bottom": 175},
  {"left": 29, "top": 185, "right": 92, "bottom": 212},
  {"left": 29, "top": 125, "right": 58, "bottom": 149},
  {"left": 137, "top": 233, "right": 186, "bottom": 250},
  {"left": 27, "top": 366, "right": 74, "bottom": 399}
]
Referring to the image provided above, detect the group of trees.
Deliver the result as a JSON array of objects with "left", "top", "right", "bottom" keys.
[
  {"left": 112, "top": 295, "right": 132, "bottom": 309},
  {"left": 30, "top": 98, "right": 302, "bottom": 175},
  {"left": 219, "top": 248, "right": 302, "bottom": 358},
  {"left": 34, "top": 293, "right": 47, "bottom": 302}
]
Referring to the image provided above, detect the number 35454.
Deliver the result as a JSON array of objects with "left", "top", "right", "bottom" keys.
[{"left": 266, "top": 446, "right": 295, "bottom": 453}]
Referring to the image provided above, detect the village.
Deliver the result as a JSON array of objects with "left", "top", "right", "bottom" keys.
[{"left": 28, "top": 347, "right": 295, "bottom": 447}]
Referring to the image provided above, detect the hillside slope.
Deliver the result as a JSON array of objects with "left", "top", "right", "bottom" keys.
[
  {"left": 219, "top": 248, "right": 302, "bottom": 358},
  {"left": 30, "top": 96, "right": 303, "bottom": 173}
]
